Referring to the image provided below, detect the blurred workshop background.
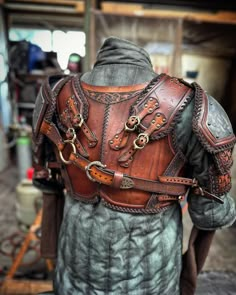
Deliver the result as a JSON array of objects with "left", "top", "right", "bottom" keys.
[{"left": 0, "top": 1, "right": 236, "bottom": 294}]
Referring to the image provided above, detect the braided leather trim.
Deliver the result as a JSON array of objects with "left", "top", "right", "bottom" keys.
[
  {"left": 73, "top": 75, "right": 89, "bottom": 120},
  {"left": 101, "top": 199, "right": 171, "bottom": 214},
  {"left": 44, "top": 76, "right": 71, "bottom": 121},
  {"left": 72, "top": 194, "right": 100, "bottom": 204},
  {"left": 192, "top": 82, "right": 236, "bottom": 153}
]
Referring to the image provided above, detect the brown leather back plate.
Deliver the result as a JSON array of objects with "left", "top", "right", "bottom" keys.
[{"left": 56, "top": 74, "right": 192, "bottom": 206}]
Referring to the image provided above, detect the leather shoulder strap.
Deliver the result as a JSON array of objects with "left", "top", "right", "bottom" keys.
[{"left": 131, "top": 74, "right": 194, "bottom": 140}]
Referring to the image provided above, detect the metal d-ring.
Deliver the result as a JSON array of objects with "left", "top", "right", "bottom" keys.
[
  {"left": 59, "top": 141, "right": 76, "bottom": 164},
  {"left": 85, "top": 161, "right": 107, "bottom": 182}
]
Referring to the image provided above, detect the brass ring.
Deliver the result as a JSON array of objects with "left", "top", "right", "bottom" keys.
[{"left": 59, "top": 142, "right": 76, "bottom": 164}]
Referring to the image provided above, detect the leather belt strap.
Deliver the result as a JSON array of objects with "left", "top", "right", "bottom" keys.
[{"left": 69, "top": 152, "right": 223, "bottom": 204}]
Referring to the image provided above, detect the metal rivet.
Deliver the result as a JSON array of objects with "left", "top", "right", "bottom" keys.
[
  {"left": 149, "top": 98, "right": 153, "bottom": 101},
  {"left": 162, "top": 118, "right": 166, "bottom": 122},
  {"left": 149, "top": 108, "right": 153, "bottom": 112},
  {"left": 115, "top": 145, "right": 119, "bottom": 149},
  {"left": 151, "top": 119, "right": 156, "bottom": 124},
  {"left": 115, "top": 135, "right": 119, "bottom": 139},
  {"left": 144, "top": 104, "right": 148, "bottom": 108},
  {"left": 110, "top": 140, "right": 113, "bottom": 144},
  {"left": 157, "top": 113, "right": 160, "bottom": 117}
]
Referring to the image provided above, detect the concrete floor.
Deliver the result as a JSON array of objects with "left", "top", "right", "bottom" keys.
[{"left": 0, "top": 165, "right": 236, "bottom": 294}]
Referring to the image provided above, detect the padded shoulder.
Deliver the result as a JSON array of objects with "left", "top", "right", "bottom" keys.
[
  {"left": 32, "top": 74, "right": 69, "bottom": 139},
  {"left": 192, "top": 82, "right": 235, "bottom": 153}
]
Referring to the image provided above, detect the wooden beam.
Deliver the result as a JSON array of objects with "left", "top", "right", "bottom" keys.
[
  {"left": 0, "top": 280, "right": 52, "bottom": 294},
  {"left": 171, "top": 19, "right": 183, "bottom": 77},
  {"left": 6, "top": 0, "right": 80, "bottom": 5},
  {"left": 101, "top": 2, "right": 236, "bottom": 25},
  {"left": 84, "top": 0, "right": 97, "bottom": 71}
]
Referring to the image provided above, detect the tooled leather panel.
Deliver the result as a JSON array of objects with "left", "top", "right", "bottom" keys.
[
  {"left": 192, "top": 83, "right": 236, "bottom": 153},
  {"left": 83, "top": 89, "right": 143, "bottom": 104},
  {"left": 100, "top": 135, "right": 175, "bottom": 207},
  {"left": 131, "top": 75, "right": 193, "bottom": 141},
  {"left": 54, "top": 77, "right": 182, "bottom": 206},
  {"left": 56, "top": 80, "right": 148, "bottom": 199},
  {"left": 213, "top": 149, "right": 234, "bottom": 175},
  {"left": 208, "top": 166, "right": 232, "bottom": 196}
]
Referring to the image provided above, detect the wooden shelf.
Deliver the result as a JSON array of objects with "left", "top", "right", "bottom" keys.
[{"left": 101, "top": 2, "right": 236, "bottom": 25}]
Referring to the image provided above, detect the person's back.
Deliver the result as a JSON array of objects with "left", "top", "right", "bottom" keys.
[{"left": 33, "top": 37, "right": 236, "bottom": 295}]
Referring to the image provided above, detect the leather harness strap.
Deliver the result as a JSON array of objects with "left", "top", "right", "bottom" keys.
[{"left": 68, "top": 152, "right": 223, "bottom": 204}]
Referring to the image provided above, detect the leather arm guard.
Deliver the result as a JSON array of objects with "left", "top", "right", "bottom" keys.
[{"left": 192, "top": 83, "right": 236, "bottom": 197}]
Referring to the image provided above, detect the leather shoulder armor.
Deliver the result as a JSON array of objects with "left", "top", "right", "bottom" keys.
[
  {"left": 192, "top": 82, "right": 235, "bottom": 154},
  {"left": 32, "top": 75, "right": 71, "bottom": 191},
  {"left": 32, "top": 75, "right": 69, "bottom": 140}
]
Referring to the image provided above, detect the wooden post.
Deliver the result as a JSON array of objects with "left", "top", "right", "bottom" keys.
[
  {"left": 171, "top": 18, "right": 183, "bottom": 77},
  {"left": 83, "top": 0, "right": 97, "bottom": 72}
]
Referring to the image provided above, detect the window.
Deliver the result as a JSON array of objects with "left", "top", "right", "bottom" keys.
[{"left": 9, "top": 28, "right": 86, "bottom": 70}]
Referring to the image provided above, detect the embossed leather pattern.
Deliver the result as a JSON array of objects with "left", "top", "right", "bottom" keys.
[
  {"left": 192, "top": 83, "right": 236, "bottom": 153},
  {"left": 213, "top": 149, "right": 234, "bottom": 174},
  {"left": 209, "top": 166, "right": 232, "bottom": 196},
  {"left": 54, "top": 74, "right": 193, "bottom": 210}
]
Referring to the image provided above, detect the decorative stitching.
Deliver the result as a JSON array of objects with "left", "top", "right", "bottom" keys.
[{"left": 73, "top": 75, "right": 89, "bottom": 120}]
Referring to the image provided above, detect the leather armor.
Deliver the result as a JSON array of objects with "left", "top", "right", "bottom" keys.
[{"left": 32, "top": 74, "right": 234, "bottom": 213}]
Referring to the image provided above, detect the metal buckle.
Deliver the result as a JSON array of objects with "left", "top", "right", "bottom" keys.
[
  {"left": 59, "top": 141, "right": 76, "bottom": 164},
  {"left": 66, "top": 128, "right": 76, "bottom": 141},
  {"left": 85, "top": 161, "right": 107, "bottom": 182},
  {"left": 125, "top": 115, "right": 141, "bottom": 132},
  {"left": 133, "top": 133, "right": 149, "bottom": 150},
  {"left": 74, "top": 114, "right": 84, "bottom": 128}
]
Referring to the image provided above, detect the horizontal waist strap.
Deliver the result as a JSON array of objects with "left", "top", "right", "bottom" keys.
[{"left": 69, "top": 153, "right": 223, "bottom": 204}]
